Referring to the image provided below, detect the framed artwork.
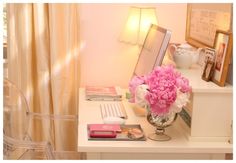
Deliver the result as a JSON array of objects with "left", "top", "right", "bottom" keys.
[
  {"left": 212, "top": 30, "right": 232, "bottom": 87},
  {"left": 186, "top": 3, "right": 232, "bottom": 48}
]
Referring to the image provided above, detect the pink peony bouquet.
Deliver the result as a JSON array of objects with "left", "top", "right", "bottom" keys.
[{"left": 129, "top": 65, "right": 191, "bottom": 116}]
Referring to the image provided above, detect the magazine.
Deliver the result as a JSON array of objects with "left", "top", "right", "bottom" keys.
[{"left": 85, "top": 86, "right": 122, "bottom": 101}]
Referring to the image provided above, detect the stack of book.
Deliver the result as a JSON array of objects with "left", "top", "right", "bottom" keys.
[{"left": 85, "top": 86, "right": 122, "bottom": 101}]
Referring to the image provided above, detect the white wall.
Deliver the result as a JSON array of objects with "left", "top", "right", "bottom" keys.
[{"left": 79, "top": 3, "right": 187, "bottom": 88}]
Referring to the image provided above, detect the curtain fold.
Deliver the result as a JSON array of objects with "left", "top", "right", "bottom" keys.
[{"left": 7, "top": 3, "right": 80, "bottom": 151}]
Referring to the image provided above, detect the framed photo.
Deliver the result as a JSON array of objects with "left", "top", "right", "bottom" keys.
[
  {"left": 202, "top": 59, "right": 214, "bottom": 82},
  {"left": 186, "top": 3, "right": 232, "bottom": 48},
  {"left": 212, "top": 30, "right": 232, "bottom": 87}
]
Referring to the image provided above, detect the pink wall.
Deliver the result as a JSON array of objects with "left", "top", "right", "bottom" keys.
[{"left": 79, "top": 4, "right": 187, "bottom": 88}]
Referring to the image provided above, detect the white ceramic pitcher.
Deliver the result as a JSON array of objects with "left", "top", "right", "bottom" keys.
[{"left": 170, "top": 43, "right": 203, "bottom": 69}]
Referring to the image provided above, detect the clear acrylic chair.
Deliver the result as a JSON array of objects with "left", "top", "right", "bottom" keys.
[{"left": 3, "top": 78, "right": 79, "bottom": 160}]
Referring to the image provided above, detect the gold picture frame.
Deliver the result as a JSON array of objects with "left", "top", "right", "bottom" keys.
[
  {"left": 212, "top": 30, "right": 232, "bottom": 87},
  {"left": 186, "top": 3, "right": 232, "bottom": 48}
]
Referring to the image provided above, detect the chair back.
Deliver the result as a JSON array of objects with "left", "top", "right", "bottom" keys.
[
  {"left": 3, "top": 78, "right": 30, "bottom": 140},
  {"left": 3, "top": 78, "right": 78, "bottom": 159},
  {"left": 3, "top": 78, "right": 54, "bottom": 159}
]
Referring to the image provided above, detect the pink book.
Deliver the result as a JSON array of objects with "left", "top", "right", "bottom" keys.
[{"left": 89, "top": 124, "right": 121, "bottom": 132}]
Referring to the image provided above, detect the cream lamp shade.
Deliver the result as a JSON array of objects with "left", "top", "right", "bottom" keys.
[{"left": 120, "top": 7, "right": 158, "bottom": 45}]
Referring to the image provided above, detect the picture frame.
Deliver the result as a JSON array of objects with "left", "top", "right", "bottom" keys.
[
  {"left": 186, "top": 3, "right": 232, "bottom": 48},
  {"left": 212, "top": 30, "right": 233, "bottom": 87},
  {"left": 201, "top": 59, "right": 214, "bottom": 82}
]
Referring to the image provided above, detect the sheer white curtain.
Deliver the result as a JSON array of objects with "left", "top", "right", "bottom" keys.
[{"left": 7, "top": 3, "right": 80, "bottom": 151}]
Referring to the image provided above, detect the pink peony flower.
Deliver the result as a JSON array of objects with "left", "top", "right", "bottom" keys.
[
  {"left": 176, "top": 76, "right": 191, "bottom": 93},
  {"left": 145, "top": 66, "right": 178, "bottom": 115},
  {"left": 128, "top": 75, "right": 146, "bottom": 103},
  {"left": 129, "top": 65, "right": 191, "bottom": 116}
]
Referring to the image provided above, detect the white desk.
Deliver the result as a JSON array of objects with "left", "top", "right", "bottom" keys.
[{"left": 78, "top": 88, "right": 232, "bottom": 160}]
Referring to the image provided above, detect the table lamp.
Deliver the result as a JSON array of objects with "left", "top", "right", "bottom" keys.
[{"left": 119, "top": 6, "right": 158, "bottom": 45}]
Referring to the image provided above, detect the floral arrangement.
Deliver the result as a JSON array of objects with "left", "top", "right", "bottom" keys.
[{"left": 129, "top": 65, "right": 191, "bottom": 116}]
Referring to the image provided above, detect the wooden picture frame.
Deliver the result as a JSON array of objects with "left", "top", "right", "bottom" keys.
[
  {"left": 212, "top": 30, "right": 232, "bottom": 87},
  {"left": 186, "top": 3, "right": 232, "bottom": 48}
]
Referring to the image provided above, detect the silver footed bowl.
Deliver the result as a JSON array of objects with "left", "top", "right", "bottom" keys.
[{"left": 146, "top": 111, "right": 177, "bottom": 141}]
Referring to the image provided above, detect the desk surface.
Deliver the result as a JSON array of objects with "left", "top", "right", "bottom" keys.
[{"left": 78, "top": 88, "right": 232, "bottom": 154}]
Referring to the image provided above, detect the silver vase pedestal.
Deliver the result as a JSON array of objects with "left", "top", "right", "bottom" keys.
[{"left": 147, "top": 111, "right": 177, "bottom": 141}]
